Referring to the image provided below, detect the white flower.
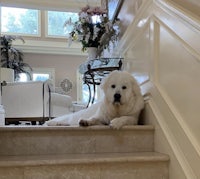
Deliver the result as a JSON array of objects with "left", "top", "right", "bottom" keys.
[{"left": 64, "top": 5, "right": 119, "bottom": 53}]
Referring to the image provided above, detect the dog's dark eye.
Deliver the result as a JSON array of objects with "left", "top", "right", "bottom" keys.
[
  {"left": 122, "top": 86, "right": 127, "bottom": 90},
  {"left": 111, "top": 84, "right": 116, "bottom": 89}
]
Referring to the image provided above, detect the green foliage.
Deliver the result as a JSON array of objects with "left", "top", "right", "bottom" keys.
[{"left": 0, "top": 35, "right": 32, "bottom": 80}]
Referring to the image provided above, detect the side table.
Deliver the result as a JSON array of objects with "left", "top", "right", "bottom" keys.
[{"left": 79, "top": 58, "right": 123, "bottom": 107}]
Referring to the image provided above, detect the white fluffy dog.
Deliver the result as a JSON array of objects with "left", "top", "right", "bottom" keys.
[{"left": 46, "top": 70, "right": 144, "bottom": 129}]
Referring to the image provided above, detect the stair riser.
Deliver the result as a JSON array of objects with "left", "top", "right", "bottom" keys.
[
  {"left": 0, "top": 162, "right": 168, "bottom": 179},
  {"left": 0, "top": 129, "right": 154, "bottom": 156}
]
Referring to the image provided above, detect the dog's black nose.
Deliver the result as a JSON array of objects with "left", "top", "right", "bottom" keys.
[{"left": 114, "top": 93, "right": 121, "bottom": 102}]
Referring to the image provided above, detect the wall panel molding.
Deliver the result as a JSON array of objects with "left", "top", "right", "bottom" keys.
[
  {"left": 116, "top": 0, "right": 153, "bottom": 56},
  {"left": 117, "top": 0, "right": 200, "bottom": 178},
  {"left": 148, "top": 92, "right": 198, "bottom": 179},
  {"left": 13, "top": 40, "right": 86, "bottom": 56}
]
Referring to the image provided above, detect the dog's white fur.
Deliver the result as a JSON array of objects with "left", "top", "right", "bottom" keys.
[{"left": 46, "top": 71, "right": 144, "bottom": 129}]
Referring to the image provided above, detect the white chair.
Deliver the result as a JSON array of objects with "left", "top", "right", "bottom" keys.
[
  {"left": 50, "top": 92, "right": 73, "bottom": 118},
  {"left": 1, "top": 80, "right": 84, "bottom": 124}
]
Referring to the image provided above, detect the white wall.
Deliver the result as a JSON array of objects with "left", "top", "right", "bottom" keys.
[
  {"left": 24, "top": 53, "right": 85, "bottom": 101},
  {"left": 0, "top": 0, "right": 101, "bottom": 11},
  {"left": 116, "top": 0, "right": 200, "bottom": 178}
]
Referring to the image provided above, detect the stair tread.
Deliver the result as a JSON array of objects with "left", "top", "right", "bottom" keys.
[
  {"left": 0, "top": 125, "right": 154, "bottom": 131},
  {"left": 0, "top": 152, "right": 169, "bottom": 167}
]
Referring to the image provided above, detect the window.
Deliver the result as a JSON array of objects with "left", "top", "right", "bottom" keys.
[
  {"left": 47, "top": 11, "right": 79, "bottom": 37},
  {"left": 0, "top": 6, "right": 78, "bottom": 38},
  {"left": 1, "top": 7, "right": 40, "bottom": 36},
  {"left": 33, "top": 73, "right": 50, "bottom": 81},
  {"left": 18, "top": 68, "right": 55, "bottom": 86}
]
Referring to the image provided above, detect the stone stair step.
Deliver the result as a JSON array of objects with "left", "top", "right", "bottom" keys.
[
  {"left": 0, "top": 152, "right": 169, "bottom": 179},
  {"left": 0, "top": 125, "right": 154, "bottom": 156}
]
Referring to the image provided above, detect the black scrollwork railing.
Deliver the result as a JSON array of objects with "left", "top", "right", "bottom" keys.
[{"left": 79, "top": 58, "right": 123, "bottom": 107}]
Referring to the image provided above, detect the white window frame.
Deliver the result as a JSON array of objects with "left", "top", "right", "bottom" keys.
[{"left": 0, "top": 5, "right": 83, "bottom": 55}]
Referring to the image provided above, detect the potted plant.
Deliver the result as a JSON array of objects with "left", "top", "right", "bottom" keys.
[
  {"left": 0, "top": 35, "right": 32, "bottom": 81},
  {"left": 64, "top": 5, "right": 120, "bottom": 58}
]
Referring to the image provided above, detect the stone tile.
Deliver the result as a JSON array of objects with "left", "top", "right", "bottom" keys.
[
  {"left": 0, "top": 126, "right": 154, "bottom": 156},
  {"left": 100, "top": 162, "right": 169, "bottom": 179},
  {"left": 0, "top": 167, "right": 24, "bottom": 179},
  {"left": 24, "top": 164, "right": 101, "bottom": 179},
  {"left": 94, "top": 130, "right": 154, "bottom": 153}
]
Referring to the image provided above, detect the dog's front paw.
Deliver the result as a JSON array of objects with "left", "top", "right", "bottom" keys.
[
  {"left": 45, "top": 119, "right": 69, "bottom": 126},
  {"left": 110, "top": 118, "right": 124, "bottom": 129},
  {"left": 45, "top": 120, "right": 60, "bottom": 126},
  {"left": 79, "top": 119, "right": 89, "bottom": 127}
]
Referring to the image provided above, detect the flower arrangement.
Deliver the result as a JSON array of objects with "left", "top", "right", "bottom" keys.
[{"left": 64, "top": 5, "right": 119, "bottom": 56}]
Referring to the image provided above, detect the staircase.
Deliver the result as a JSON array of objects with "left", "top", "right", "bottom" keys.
[{"left": 0, "top": 125, "right": 169, "bottom": 179}]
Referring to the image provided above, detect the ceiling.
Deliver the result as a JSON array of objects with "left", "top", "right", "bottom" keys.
[{"left": 0, "top": 0, "right": 102, "bottom": 11}]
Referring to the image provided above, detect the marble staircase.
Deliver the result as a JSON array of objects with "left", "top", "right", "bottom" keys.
[{"left": 0, "top": 125, "right": 169, "bottom": 179}]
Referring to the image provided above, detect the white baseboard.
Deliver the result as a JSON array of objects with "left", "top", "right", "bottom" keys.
[{"left": 147, "top": 83, "right": 198, "bottom": 179}]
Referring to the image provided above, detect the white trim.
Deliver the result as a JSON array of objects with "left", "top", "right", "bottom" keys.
[
  {"left": 13, "top": 39, "right": 87, "bottom": 56},
  {"left": 117, "top": 0, "right": 200, "bottom": 178},
  {"left": 0, "top": 6, "right": 86, "bottom": 55},
  {"left": 0, "top": 0, "right": 101, "bottom": 12},
  {"left": 117, "top": 0, "right": 153, "bottom": 55},
  {"left": 148, "top": 98, "right": 197, "bottom": 179},
  {"left": 152, "top": 0, "right": 200, "bottom": 159},
  {"left": 155, "top": 82, "right": 200, "bottom": 159},
  {"left": 152, "top": 15, "right": 200, "bottom": 62},
  {"left": 152, "top": 2, "right": 200, "bottom": 60},
  {"left": 150, "top": 1, "right": 200, "bottom": 177},
  {"left": 154, "top": 0, "right": 200, "bottom": 29}
]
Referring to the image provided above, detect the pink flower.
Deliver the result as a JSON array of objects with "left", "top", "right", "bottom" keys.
[{"left": 80, "top": 5, "right": 107, "bottom": 15}]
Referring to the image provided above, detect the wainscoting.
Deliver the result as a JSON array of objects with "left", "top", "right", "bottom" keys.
[{"left": 116, "top": 0, "right": 200, "bottom": 178}]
